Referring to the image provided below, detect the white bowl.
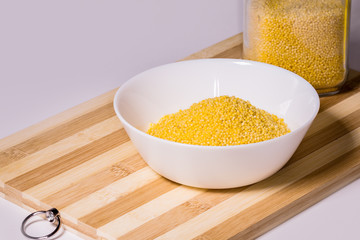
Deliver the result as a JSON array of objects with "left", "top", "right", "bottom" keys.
[{"left": 113, "top": 59, "right": 320, "bottom": 189}]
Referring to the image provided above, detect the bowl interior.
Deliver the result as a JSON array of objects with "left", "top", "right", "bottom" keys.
[{"left": 115, "top": 59, "right": 319, "bottom": 133}]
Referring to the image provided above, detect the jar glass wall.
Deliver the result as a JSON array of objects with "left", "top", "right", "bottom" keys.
[{"left": 243, "top": 0, "right": 351, "bottom": 96}]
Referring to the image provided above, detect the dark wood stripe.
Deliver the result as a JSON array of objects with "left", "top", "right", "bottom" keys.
[
  {"left": 3, "top": 102, "right": 115, "bottom": 158},
  {"left": 197, "top": 145, "right": 360, "bottom": 240},
  {"left": 0, "top": 147, "right": 28, "bottom": 168},
  {"left": 117, "top": 188, "right": 242, "bottom": 240},
  {"left": 80, "top": 177, "right": 179, "bottom": 229},
  {"left": 43, "top": 154, "right": 146, "bottom": 209},
  {"left": 288, "top": 108, "right": 360, "bottom": 165},
  {"left": 6, "top": 129, "right": 129, "bottom": 191},
  {"left": 214, "top": 44, "right": 243, "bottom": 59}
]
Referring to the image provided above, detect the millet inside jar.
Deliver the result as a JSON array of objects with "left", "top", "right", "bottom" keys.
[{"left": 244, "top": 0, "right": 348, "bottom": 93}]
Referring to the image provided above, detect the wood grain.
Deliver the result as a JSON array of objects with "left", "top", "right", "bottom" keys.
[{"left": 1, "top": 33, "right": 360, "bottom": 240}]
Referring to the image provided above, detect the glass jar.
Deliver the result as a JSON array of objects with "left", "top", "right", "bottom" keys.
[{"left": 243, "top": 0, "right": 351, "bottom": 96}]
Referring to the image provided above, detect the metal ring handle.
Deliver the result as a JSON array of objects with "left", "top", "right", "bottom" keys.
[{"left": 21, "top": 208, "right": 61, "bottom": 239}]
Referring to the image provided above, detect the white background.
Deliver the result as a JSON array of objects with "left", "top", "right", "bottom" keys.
[{"left": 0, "top": 0, "right": 359, "bottom": 239}]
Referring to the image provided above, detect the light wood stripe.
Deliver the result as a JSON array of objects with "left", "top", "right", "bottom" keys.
[
  {"left": 40, "top": 153, "right": 146, "bottom": 209},
  {"left": 0, "top": 89, "right": 117, "bottom": 151},
  {"left": 155, "top": 127, "right": 360, "bottom": 239},
  {"left": 3, "top": 102, "right": 115, "bottom": 158},
  {"left": 80, "top": 177, "right": 179, "bottom": 229},
  {"left": 6, "top": 129, "right": 129, "bottom": 191},
  {"left": 116, "top": 188, "right": 241, "bottom": 240},
  {"left": 61, "top": 167, "right": 160, "bottom": 219},
  {"left": 98, "top": 186, "right": 203, "bottom": 239},
  {"left": 0, "top": 116, "right": 122, "bottom": 186},
  {"left": 23, "top": 142, "right": 139, "bottom": 201}
]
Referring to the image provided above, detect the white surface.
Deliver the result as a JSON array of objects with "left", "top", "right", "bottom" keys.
[
  {"left": 0, "top": 197, "right": 83, "bottom": 240},
  {"left": 114, "top": 59, "right": 319, "bottom": 188},
  {"left": 0, "top": 0, "right": 359, "bottom": 239}
]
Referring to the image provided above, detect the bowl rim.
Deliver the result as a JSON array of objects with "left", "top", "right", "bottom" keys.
[{"left": 113, "top": 58, "right": 320, "bottom": 150}]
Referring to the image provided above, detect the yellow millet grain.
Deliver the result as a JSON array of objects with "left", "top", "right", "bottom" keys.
[
  {"left": 147, "top": 96, "right": 290, "bottom": 146},
  {"left": 244, "top": 0, "right": 348, "bottom": 92}
]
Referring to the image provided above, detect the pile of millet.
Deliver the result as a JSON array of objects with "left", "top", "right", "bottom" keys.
[
  {"left": 243, "top": 0, "right": 348, "bottom": 93},
  {"left": 147, "top": 96, "right": 290, "bottom": 146}
]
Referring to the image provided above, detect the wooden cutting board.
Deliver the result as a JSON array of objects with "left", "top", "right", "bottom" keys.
[{"left": 1, "top": 33, "right": 360, "bottom": 240}]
